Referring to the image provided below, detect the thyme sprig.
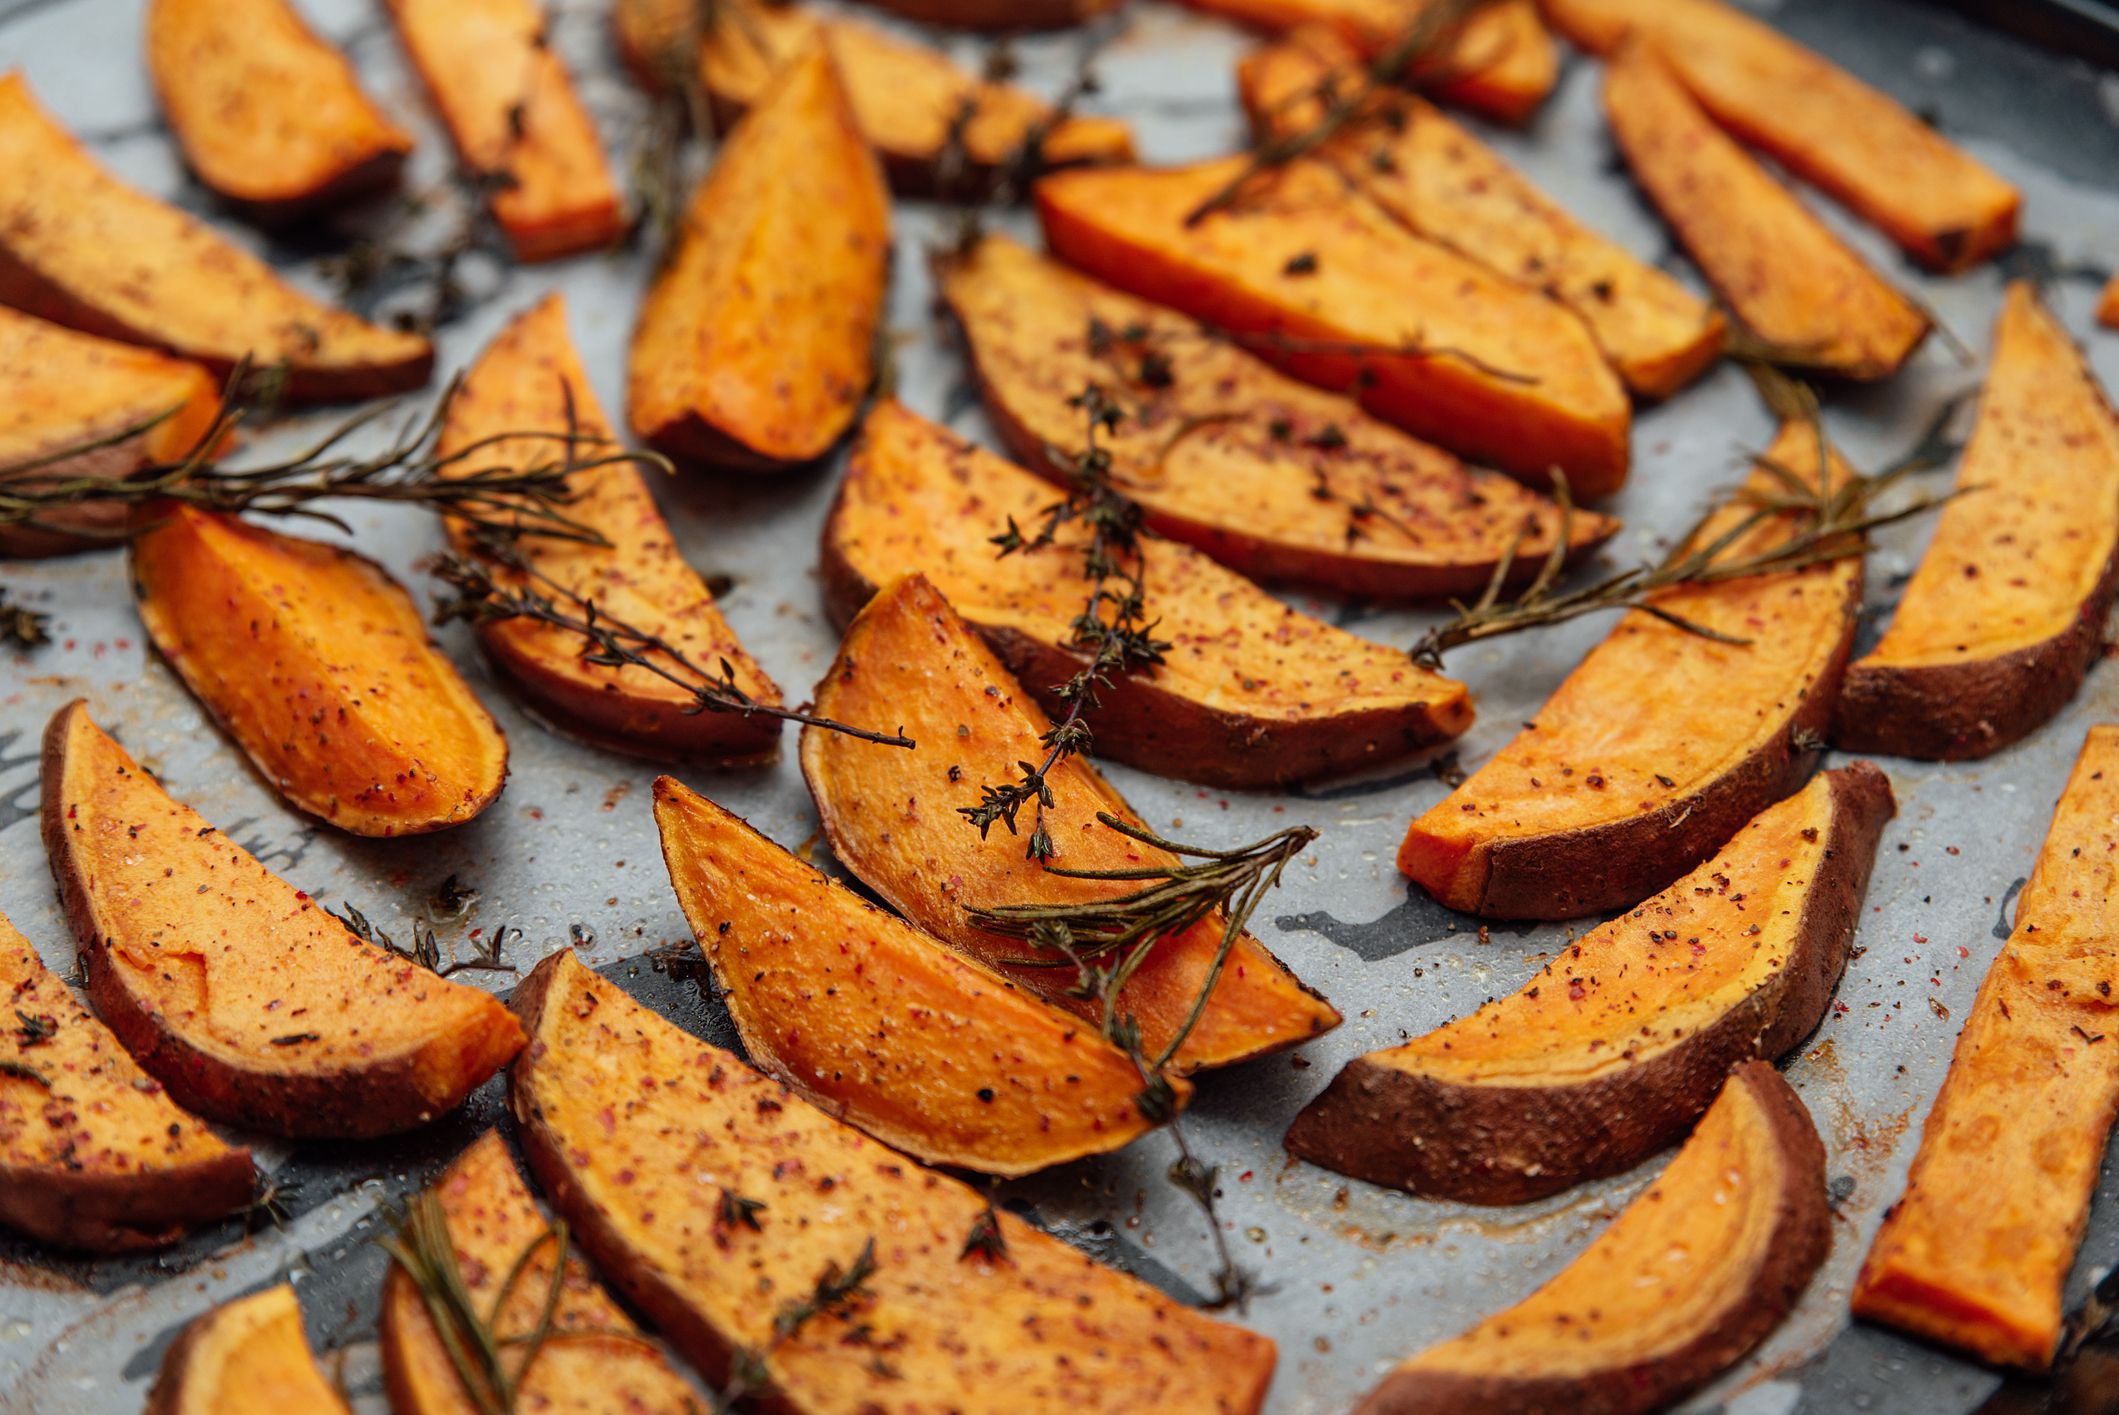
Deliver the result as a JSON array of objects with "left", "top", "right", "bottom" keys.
[
  {"left": 0, "top": 591, "right": 50, "bottom": 649},
  {"left": 0, "top": 1060, "right": 51, "bottom": 1088},
  {"left": 332, "top": 902, "right": 520, "bottom": 978},
  {"left": 715, "top": 1238, "right": 880, "bottom": 1412}
]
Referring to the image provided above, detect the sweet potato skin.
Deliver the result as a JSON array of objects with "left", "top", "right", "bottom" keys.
[
  {"left": 145, "top": 1286, "right": 351, "bottom": 1415},
  {"left": 2101, "top": 276, "right": 2119, "bottom": 331},
  {"left": 146, "top": 0, "right": 412, "bottom": 217},
  {"left": 1355, "top": 1062, "right": 1829, "bottom": 1415},
  {"left": 1833, "top": 285, "right": 2119, "bottom": 761},
  {"left": 851, "top": 0, "right": 1121, "bottom": 27},
  {"left": 1291, "top": 765, "right": 1890, "bottom": 1203}
]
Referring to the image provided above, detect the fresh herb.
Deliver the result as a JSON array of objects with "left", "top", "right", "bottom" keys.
[
  {"left": 717, "top": 1188, "right": 767, "bottom": 1233},
  {"left": 716, "top": 1238, "right": 880, "bottom": 1411},
  {"left": 270, "top": 1032, "right": 322, "bottom": 1047},
  {"left": 960, "top": 1202, "right": 1008, "bottom": 1263},
  {"left": 331, "top": 902, "right": 518, "bottom": 978},
  {"left": 0, "top": 1060, "right": 51, "bottom": 1087},
  {"left": 13, "top": 1010, "right": 57, "bottom": 1047},
  {"left": 0, "top": 591, "right": 50, "bottom": 649}
]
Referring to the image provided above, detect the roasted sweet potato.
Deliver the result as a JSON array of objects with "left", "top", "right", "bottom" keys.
[
  {"left": 628, "top": 43, "right": 889, "bottom": 469},
  {"left": 1603, "top": 43, "right": 1928, "bottom": 382},
  {"left": 1239, "top": 27, "right": 1723, "bottom": 398},
  {"left": 697, "top": 2, "right": 1133, "bottom": 193},
  {"left": 509, "top": 949, "right": 1278, "bottom": 1413},
  {"left": 1834, "top": 285, "right": 2119, "bottom": 760},
  {"left": 439, "top": 295, "right": 784, "bottom": 763},
  {"left": 801, "top": 573, "right": 1343, "bottom": 1072},
  {"left": 147, "top": 0, "right": 413, "bottom": 216},
  {"left": 1853, "top": 726, "right": 2119, "bottom": 1371},
  {"left": 2101, "top": 275, "right": 2119, "bottom": 331},
  {"left": 1353, "top": 1061, "right": 1828, "bottom": 1415},
  {"left": 386, "top": 0, "right": 625, "bottom": 261},
  {"left": 825, "top": 402, "right": 1473, "bottom": 784},
  {"left": 1291, "top": 765, "right": 1890, "bottom": 1203},
  {"left": 145, "top": 1285, "right": 350, "bottom": 1415},
  {"left": 131, "top": 505, "right": 509, "bottom": 835},
  {"left": 1036, "top": 156, "right": 1633, "bottom": 495},
  {"left": 381, "top": 1131, "right": 702, "bottom": 1415},
  {"left": 41, "top": 701, "right": 524, "bottom": 1138},
  {"left": 654, "top": 776, "right": 1178, "bottom": 1175},
  {"left": 0, "top": 908, "right": 254, "bottom": 1252},
  {"left": 0, "top": 73, "right": 431, "bottom": 402},
  {"left": 0, "top": 306, "right": 223, "bottom": 558},
  {"left": 1398, "top": 420, "right": 1863, "bottom": 920},
  {"left": 937, "top": 236, "right": 1615, "bottom": 599},
  {"left": 1543, "top": 0, "right": 2021, "bottom": 273},
  {"left": 850, "top": 0, "right": 1121, "bottom": 28}
]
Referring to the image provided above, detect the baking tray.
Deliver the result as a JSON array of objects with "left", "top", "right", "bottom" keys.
[{"left": 3, "top": 1, "right": 2119, "bottom": 1412}]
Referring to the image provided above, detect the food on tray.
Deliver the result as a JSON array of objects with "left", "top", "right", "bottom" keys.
[
  {"left": 146, "top": 0, "right": 413, "bottom": 216},
  {"left": 2100, "top": 275, "right": 2118, "bottom": 330},
  {"left": 386, "top": 0, "right": 625, "bottom": 261},
  {"left": 1398, "top": 420, "right": 1863, "bottom": 919},
  {"left": 41, "top": 701, "right": 524, "bottom": 1137},
  {"left": 1351, "top": 1062, "right": 1829, "bottom": 1415},
  {"left": 1036, "top": 155, "right": 1633, "bottom": 494},
  {"left": 0, "top": 73, "right": 432, "bottom": 402},
  {"left": 1853, "top": 726, "right": 2119, "bottom": 1370},
  {"left": 131, "top": 505, "right": 509, "bottom": 835},
  {"left": 0, "top": 907, "right": 254, "bottom": 1252},
  {"left": 144, "top": 1286, "right": 350, "bottom": 1415},
  {"left": 1834, "top": 284, "right": 2119, "bottom": 760},
  {"left": 509, "top": 948, "right": 1279, "bottom": 1414},
  {"left": 628, "top": 43, "right": 889, "bottom": 469},
  {"left": 802, "top": 573, "right": 1343, "bottom": 1070},
  {"left": 851, "top": 0, "right": 1122, "bottom": 28},
  {"left": 1238, "top": 25, "right": 1724, "bottom": 398},
  {"left": 1290, "top": 765, "right": 1890, "bottom": 1201}
]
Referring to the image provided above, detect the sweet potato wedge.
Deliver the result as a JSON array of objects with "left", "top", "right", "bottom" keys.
[
  {"left": 386, "top": 0, "right": 625, "bottom": 261},
  {"left": 824, "top": 402, "right": 1473, "bottom": 784},
  {"left": 145, "top": 1285, "right": 350, "bottom": 1415},
  {"left": 849, "top": 0, "right": 1121, "bottom": 28},
  {"left": 801, "top": 573, "right": 1343, "bottom": 1072},
  {"left": 2101, "top": 275, "right": 2118, "bottom": 331},
  {"left": 0, "top": 306, "right": 223, "bottom": 558},
  {"left": 698, "top": 3, "right": 1134, "bottom": 193},
  {"left": 41, "top": 701, "right": 524, "bottom": 1138},
  {"left": 654, "top": 776, "right": 1177, "bottom": 1175},
  {"left": 1853, "top": 726, "right": 2119, "bottom": 1371},
  {"left": 509, "top": 948, "right": 1279, "bottom": 1413},
  {"left": 1398, "top": 420, "right": 1863, "bottom": 920},
  {"left": 1543, "top": 0, "right": 2020, "bottom": 273},
  {"left": 1354, "top": 1061, "right": 1828, "bottom": 1415},
  {"left": 147, "top": 0, "right": 413, "bottom": 216},
  {"left": 0, "top": 908, "right": 254, "bottom": 1252},
  {"left": 1602, "top": 42, "right": 1928, "bottom": 382},
  {"left": 937, "top": 236, "right": 1615, "bottom": 599},
  {"left": 0, "top": 73, "right": 432, "bottom": 402},
  {"left": 1239, "top": 27, "right": 1723, "bottom": 398},
  {"left": 439, "top": 294, "right": 784, "bottom": 763},
  {"left": 1291, "top": 765, "right": 1890, "bottom": 1203},
  {"left": 1833, "top": 285, "right": 2119, "bottom": 760},
  {"left": 381, "top": 1131, "right": 701, "bottom": 1415},
  {"left": 1036, "top": 156, "right": 1633, "bottom": 495},
  {"left": 628, "top": 43, "right": 889, "bottom": 469},
  {"left": 131, "top": 505, "right": 509, "bottom": 835}
]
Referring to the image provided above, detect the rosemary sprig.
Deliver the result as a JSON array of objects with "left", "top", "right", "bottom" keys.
[
  {"left": 0, "top": 590, "right": 50, "bottom": 650},
  {"left": 13, "top": 1010, "right": 57, "bottom": 1047},
  {"left": 0, "top": 1060, "right": 51, "bottom": 1088},
  {"left": 715, "top": 1238, "right": 880, "bottom": 1412}
]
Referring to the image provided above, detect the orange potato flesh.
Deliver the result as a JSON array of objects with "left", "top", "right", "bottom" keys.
[
  {"left": 146, "top": 1286, "right": 351, "bottom": 1415},
  {"left": 509, "top": 949, "right": 1279, "bottom": 1414},
  {"left": 653, "top": 776, "right": 1178, "bottom": 1175},
  {"left": 0, "top": 72, "right": 431, "bottom": 403},
  {"left": 146, "top": 0, "right": 413, "bottom": 215},
  {"left": 1835, "top": 284, "right": 2119, "bottom": 760},
  {"left": 0, "top": 306, "right": 224, "bottom": 558},
  {"left": 801, "top": 573, "right": 1344, "bottom": 1073},
  {"left": 1238, "top": 26, "right": 1724, "bottom": 398},
  {"left": 1853, "top": 726, "right": 2119, "bottom": 1371},
  {"left": 439, "top": 294, "right": 784, "bottom": 763},
  {"left": 825, "top": 402, "right": 1473, "bottom": 784},
  {"left": 628, "top": 44, "right": 890, "bottom": 469},
  {"left": 1542, "top": 0, "right": 2021, "bottom": 273},
  {"left": 131, "top": 505, "right": 509, "bottom": 835},
  {"left": 386, "top": 0, "right": 625, "bottom": 262},
  {"left": 937, "top": 236, "right": 1616, "bottom": 600},
  {"left": 1399, "top": 421, "right": 1863, "bottom": 920},
  {"left": 2101, "top": 275, "right": 2118, "bottom": 331},
  {"left": 0, "top": 909, "right": 254, "bottom": 1252},
  {"left": 1354, "top": 1062, "right": 1829, "bottom": 1415},
  {"left": 698, "top": 2, "right": 1134, "bottom": 191},
  {"left": 41, "top": 701, "right": 525, "bottom": 1139},
  {"left": 380, "top": 1131, "right": 700, "bottom": 1415},
  {"left": 1602, "top": 43, "right": 1928, "bottom": 382},
  {"left": 1035, "top": 156, "right": 1633, "bottom": 496},
  {"left": 849, "top": 0, "right": 1122, "bottom": 27}
]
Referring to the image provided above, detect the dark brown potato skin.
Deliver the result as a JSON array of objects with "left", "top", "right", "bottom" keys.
[
  {"left": 1288, "top": 764, "right": 1892, "bottom": 1204},
  {"left": 0, "top": 1152, "right": 255, "bottom": 1253},
  {"left": 852, "top": 0, "right": 1117, "bottom": 28},
  {"left": 1355, "top": 1062, "right": 1831, "bottom": 1415}
]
